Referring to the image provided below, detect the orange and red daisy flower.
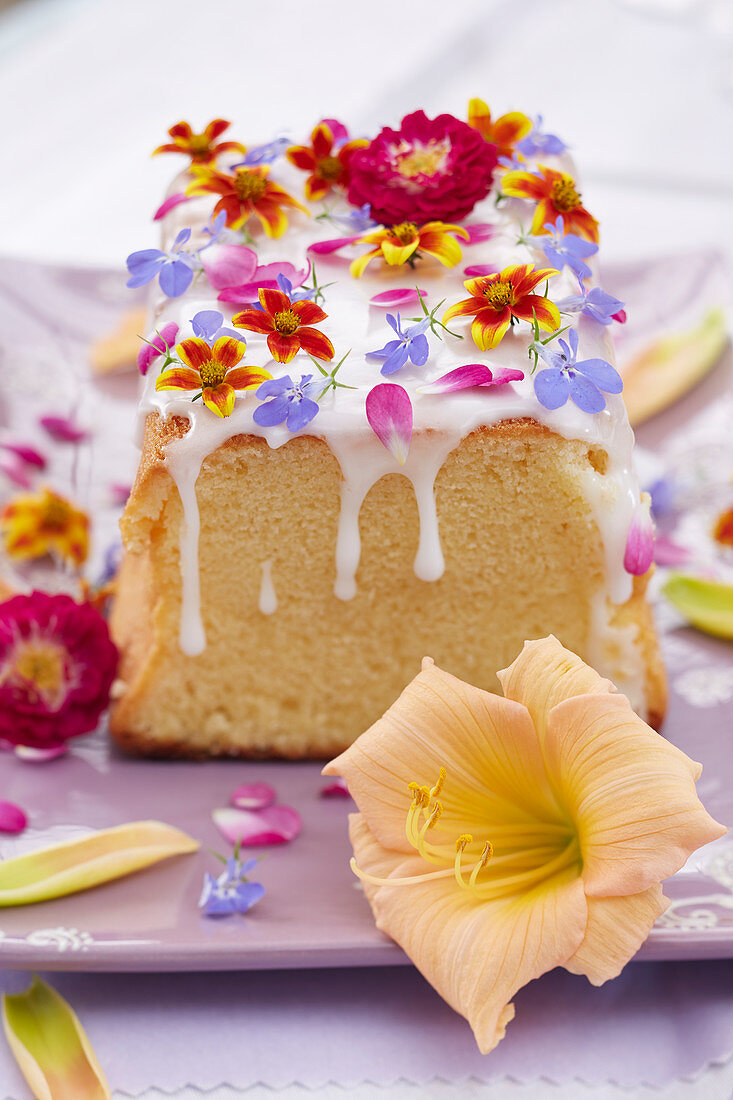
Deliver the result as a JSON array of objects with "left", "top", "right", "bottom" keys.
[
  {"left": 233, "top": 289, "right": 334, "bottom": 364},
  {"left": 443, "top": 264, "right": 561, "bottom": 350},
  {"left": 467, "top": 98, "right": 532, "bottom": 162},
  {"left": 153, "top": 119, "right": 246, "bottom": 166},
  {"left": 350, "top": 221, "right": 469, "bottom": 278},
  {"left": 186, "top": 165, "right": 307, "bottom": 238},
  {"left": 155, "top": 336, "right": 272, "bottom": 418},
  {"left": 286, "top": 122, "right": 368, "bottom": 201},
  {"left": 0, "top": 487, "right": 89, "bottom": 568},
  {"left": 502, "top": 166, "right": 599, "bottom": 243}
]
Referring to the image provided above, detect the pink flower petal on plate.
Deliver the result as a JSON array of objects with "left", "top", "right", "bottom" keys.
[
  {"left": 320, "top": 778, "right": 352, "bottom": 799},
  {"left": 15, "top": 743, "right": 69, "bottom": 762},
  {"left": 654, "top": 534, "right": 692, "bottom": 567},
  {"left": 0, "top": 799, "right": 28, "bottom": 834},
  {"left": 216, "top": 262, "right": 310, "bottom": 304},
  {"left": 138, "top": 321, "right": 179, "bottom": 376},
  {"left": 613, "top": 309, "right": 627, "bottom": 324},
  {"left": 418, "top": 364, "right": 525, "bottom": 394},
  {"left": 464, "top": 263, "right": 499, "bottom": 278},
  {"left": 308, "top": 235, "right": 361, "bottom": 256},
  {"left": 624, "top": 494, "right": 655, "bottom": 576},
  {"left": 213, "top": 806, "right": 302, "bottom": 847},
  {"left": 39, "top": 416, "right": 90, "bottom": 443},
  {"left": 109, "top": 482, "right": 132, "bottom": 507},
  {"left": 0, "top": 442, "right": 47, "bottom": 469},
  {"left": 202, "top": 244, "right": 259, "bottom": 291},
  {"left": 231, "top": 781, "right": 276, "bottom": 810},
  {"left": 369, "top": 288, "right": 427, "bottom": 308},
  {"left": 365, "top": 383, "right": 413, "bottom": 466},
  {"left": 463, "top": 223, "right": 496, "bottom": 245},
  {"left": 0, "top": 454, "right": 33, "bottom": 489},
  {"left": 153, "top": 192, "right": 190, "bottom": 220}
]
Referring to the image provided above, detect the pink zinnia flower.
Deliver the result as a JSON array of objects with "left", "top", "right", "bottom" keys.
[
  {"left": 0, "top": 591, "right": 118, "bottom": 749},
  {"left": 347, "top": 110, "right": 498, "bottom": 226}
]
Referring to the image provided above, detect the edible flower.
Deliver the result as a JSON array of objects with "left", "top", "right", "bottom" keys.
[
  {"left": 663, "top": 574, "right": 733, "bottom": 640},
  {"left": 153, "top": 118, "right": 245, "bottom": 165},
  {"left": 0, "top": 800, "right": 27, "bottom": 835},
  {"left": 186, "top": 164, "right": 307, "bottom": 237},
  {"left": 624, "top": 493, "right": 655, "bottom": 576},
  {"left": 347, "top": 110, "right": 497, "bottom": 224},
  {"left": 237, "top": 136, "right": 291, "bottom": 166},
  {"left": 156, "top": 335, "right": 271, "bottom": 418},
  {"left": 323, "top": 636, "right": 725, "bottom": 1054},
  {"left": 213, "top": 804, "right": 302, "bottom": 846},
  {"left": 556, "top": 284, "right": 625, "bottom": 325},
  {"left": 366, "top": 313, "right": 430, "bottom": 376},
  {"left": 351, "top": 221, "right": 469, "bottom": 278},
  {"left": 287, "top": 120, "right": 368, "bottom": 200},
  {"left": 126, "top": 228, "right": 201, "bottom": 297},
  {"left": 138, "top": 321, "right": 179, "bottom": 376},
  {"left": 0, "top": 443, "right": 46, "bottom": 470},
  {"left": 233, "top": 287, "right": 334, "bottom": 363},
  {"left": 0, "top": 591, "right": 117, "bottom": 750},
  {"left": 38, "top": 415, "right": 90, "bottom": 444},
  {"left": 199, "top": 855, "right": 265, "bottom": 917},
  {"left": 253, "top": 374, "right": 321, "bottom": 432},
  {"left": 190, "top": 309, "right": 240, "bottom": 343},
  {"left": 516, "top": 115, "right": 568, "bottom": 158},
  {"left": 527, "top": 216, "right": 598, "bottom": 281},
  {"left": 502, "top": 166, "right": 599, "bottom": 243},
  {"left": 467, "top": 98, "right": 532, "bottom": 161},
  {"left": 365, "top": 383, "right": 413, "bottom": 465},
  {"left": 443, "top": 264, "right": 560, "bottom": 351},
  {"left": 0, "top": 487, "right": 89, "bottom": 567},
  {"left": 714, "top": 505, "right": 733, "bottom": 548},
  {"left": 534, "top": 328, "right": 623, "bottom": 413},
  {"left": 417, "top": 363, "right": 524, "bottom": 393}
]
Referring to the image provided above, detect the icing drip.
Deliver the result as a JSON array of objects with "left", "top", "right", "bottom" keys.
[
  {"left": 164, "top": 427, "right": 206, "bottom": 657},
  {"left": 259, "top": 560, "right": 278, "bottom": 615}
]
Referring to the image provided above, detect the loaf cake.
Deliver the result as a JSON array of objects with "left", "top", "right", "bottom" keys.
[{"left": 110, "top": 106, "right": 666, "bottom": 757}]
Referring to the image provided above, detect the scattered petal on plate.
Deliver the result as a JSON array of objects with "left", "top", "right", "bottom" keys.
[
  {"left": 0, "top": 443, "right": 47, "bottom": 469},
  {"left": 39, "top": 416, "right": 91, "bottom": 443},
  {"left": 365, "top": 383, "right": 413, "bottom": 466},
  {"left": 213, "top": 805, "right": 302, "bottom": 847},
  {"left": 15, "top": 743, "right": 69, "bottom": 763},
  {"left": 0, "top": 454, "right": 33, "bottom": 489},
  {"left": 417, "top": 364, "right": 524, "bottom": 394},
  {"left": 2, "top": 975, "right": 111, "bottom": 1099},
  {"left": 654, "top": 535, "right": 692, "bottom": 567},
  {"left": 464, "top": 263, "right": 499, "bottom": 278},
  {"left": 320, "top": 778, "right": 352, "bottom": 799},
  {"left": 308, "top": 235, "right": 361, "bottom": 255},
  {"left": 369, "top": 288, "right": 427, "bottom": 308},
  {"left": 0, "top": 800, "right": 27, "bottom": 835},
  {"left": 153, "top": 191, "right": 189, "bottom": 220},
  {"left": 109, "top": 482, "right": 132, "bottom": 507},
  {"left": 231, "top": 781, "right": 276, "bottom": 810},
  {"left": 613, "top": 309, "right": 627, "bottom": 323},
  {"left": 663, "top": 573, "right": 733, "bottom": 640},
  {"left": 0, "top": 820, "right": 199, "bottom": 907},
  {"left": 463, "top": 223, "right": 495, "bottom": 245}
]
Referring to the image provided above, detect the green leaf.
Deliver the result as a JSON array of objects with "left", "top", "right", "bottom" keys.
[{"left": 663, "top": 573, "right": 733, "bottom": 640}]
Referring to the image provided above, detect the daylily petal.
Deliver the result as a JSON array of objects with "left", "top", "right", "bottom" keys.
[
  {"left": 663, "top": 573, "right": 733, "bottom": 639},
  {"left": 564, "top": 886, "right": 668, "bottom": 985},
  {"left": 231, "top": 781, "right": 276, "bottom": 810},
  {"left": 3, "top": 976, "right": 111, "bottom": 1099},
  {"left": 213, "top": 805, "right": 302, "bottom": 846},
  {"left": 202, "top": 383, "right": 236, "bottom": 417},
  {"left": 0, "top": 821, "right": 199, "bottom": 906},
  {"left": 365, "top": 383, "right": 412, "bottom": 466}
]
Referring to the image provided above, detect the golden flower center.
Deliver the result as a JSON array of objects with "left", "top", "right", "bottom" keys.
[
  {"left": 188, "top": 134, "right": 212, "bottom": 156},
  {"left": 388, "top": 222, "right": 418, "bottom": 244},
  {"left": 12, "top": 640, "right": 66, "bottom": 706},
  {"left": 317, "top": 155, "right": 343, "bottom": 181},
  {"left": 483, "top": 281, "right": 515, "bottom": 310},
  {"left": 274, "top": 309, "right": 301, "bottom": 336},
  {"left": 41, "top": 496, "right": 72, "bottom": 531},
  {"left": 550, "top": 176, "right": 581, "bottom": 211},
  {"left": 234, "top": 169, "right": 267, "bottom": 203},
  {"left": 198, "top": 359, "right": 227, "bottom": 387},
  {"left": 396, "top": 141, "right": 449, "bottom": 178}
]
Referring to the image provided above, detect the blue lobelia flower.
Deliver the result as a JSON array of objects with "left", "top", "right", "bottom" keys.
[
  {"left": 190, "top": 309, "right": 241, "bottom": 344},
  {"left": 200, "top": 210, "right": 239, "bottom": 247},
  {"left": 528, "top": 216, "right": 599, "bottom": 281},
  {"left": 329, "top": 203, "right": 376, "bottom": 234},
  {"left": 365, "top": 313, "right": 431, "bottom": 376},
  {"left": 517, "top": 115, "right": 567, "bottom": 158},
  {"left": 234, "top": 137, "right": 291, "bottom": 167},
  {"left": 253, "top": 374, "right": 321, "bottom": 432},
  {"left": 555, "top": 283, "right": 625, "bottom": 325},
  {"left": 126, "top": 228, "right": 200, "bottom": 297},
  {"left": 276, "top": 273, "right": 316, "bottom": 302},
  {"left": 534, "top": 328, "right": 623, "bottom": 414},
  {"left": 198, "top": 857, "right": 265, "bottom": 918}
]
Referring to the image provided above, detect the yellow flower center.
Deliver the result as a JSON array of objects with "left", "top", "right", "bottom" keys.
[
  {"left": 550, "top": 176, "right": 581, "bottom": 211},
  {"left": 273, "top": 309, "right": 301, "bottom": 336},
  {"left": 198, "top": 359, "right": 227, "bottom": 387},
  {"left": 317, "top": 155, "right": 343, "bottom": 181},
  {"left": 396, "top": 141, "right": 449, "bottom": 178},
  {"left": 234, "top": 169, "right": 267, "bottom": 204},
  {"left": 188, "top": 134, "right": 212, "bottom": 156},
  {"left": 388, "top": 222, "right": 418, "bottom": 244},
  {"left": 41, "top": 495, "right": 72, "bottom": 532},
  {"left": 483, "top": 281, "right": 515, "bottom": 310},
  {"left": 11, "top": 640, "right": 67, "bottom": 709}
]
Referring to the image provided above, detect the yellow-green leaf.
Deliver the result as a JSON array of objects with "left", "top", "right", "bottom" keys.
[
  {"left": 663, "top": 573, "right": 733, "bottom": 639},
  {"left": 623, "top": 307, "right": 728, "bottom": 427},
  {"left": 0, "top": 820, "right": 199, "bottom": 907},
  {"left": 2, "top": 976, "right": 110, "bottom": 1099}
]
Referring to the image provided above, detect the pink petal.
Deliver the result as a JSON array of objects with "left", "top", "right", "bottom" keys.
[
  {"left": 0, "top": 799, "right": 27, "bottom": 834},
  {"left": 308, "top": 235, "right": 361, "bottom": 255},
  {"left": 230, "top": 781, "right": 276, "bottom": 810},
  {"left": 138, "top": 322, "right": 180, "bottom": 376},
  {"left": 613, "top": 309, "right": 627, "bottom": 324},
  {"left": 0, "top": 442, "right": 47, "bottom": 469},
  {"left": 320, "top": 778, "right": 352, "bottom": 799},
  {"left": 464, "top": 264, "right": 499, "bottom": 278},
  {"left": 369, "top": 288, "right": 427, "bottom": 308},
  {"left": 202, "top": 244, "right": 259, "bottom": 291},
  {"left": 365, "top": 383, "right": 413, "bottom": 466},
  {"left": 109, "top": 482, "right": 132, "bottom": 506},
  {"left": 39, "top": 415, "right": 90, "bottom": 443},
  {"left": 463, "top": 223, "right": 496, "bottom": 245},
  {"left": 417, "top": 364, "right": 525, "bottom": 394},
  {"left": 624, "top": 494, "right": 655, "bottom": 575},
  {"left": 654, "top": 534, "right": 692, "bottom": 567},
  {"left": 320, "top": 117, "right": 350, "bottom": 145},
  {"left": 216, "top": 262, "right": 310, "bottom": 304},
  {"left": 0, "top": 454, "right": 33, "bottom": 489},
  {"left": 15, "top": 743, "right": 69, "bottom": 762},
  {"left": 213, "top": 806, "right": 302, "bottom": 847},
  {"left": 153, "top": 192, "right": 190, "bottom": 220}
]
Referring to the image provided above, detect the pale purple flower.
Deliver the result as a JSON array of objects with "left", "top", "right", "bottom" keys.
[
  {"left": 253, "top": 375, "right": 320, "bottom": 432},
  {"left": 498, "top": 151, "right": 526, "bottom": 171},
  {"left": 138, "top": 321, "right": 179, "bottom": 375},
  {"left": 534, "top": 328, "right": 623, "bottom": 414},
  {"left": 624, "top": 494, "right": 655, "bottom": 576},
  {"left": 198, "top": 856, "right": 265, "bottom": 917},
  {"left": 366, "top": 313, "right": 430, "bottom": 376},
  {"left": 528, "top": 216, "right": 598, "bottom": 281},
  {"left": 126, "top": 228, "right": 200, "bottom": 297},
  {"left": 517, "top": 116, "right": 567, "bottom": 158},
  {"left": 275, "top": 273, "right": 316, "bottom": 303},
  {"left": 329, "top": 203, "right": 376, "bottom": 234},
  {"left": 190, "top": 310, "right": 240, "bottom": 344},
  {"left": 555, "top": 284, "right": 625, "bottom": 325},
  {"left": 234, "top": 137, "right": 290, "bottom": 167},
  {"left": 365, "top": 383, "right": 413, "bottom": 465},
  {"left": 201, "top": 210, "right": 239, "bottom": 247}
]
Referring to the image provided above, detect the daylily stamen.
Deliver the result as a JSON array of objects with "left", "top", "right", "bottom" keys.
[{"left": 468, "top": 841, "right": 494, "bottom": 889}]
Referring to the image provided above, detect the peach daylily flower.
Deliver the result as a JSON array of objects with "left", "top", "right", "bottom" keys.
[{"left": 324, "top": 637, "right": 725, "bottom": 1054}]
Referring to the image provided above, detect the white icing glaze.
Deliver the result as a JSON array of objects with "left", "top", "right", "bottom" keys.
[
  {"left": 134, "top": 149, "right": 643, "bottom": 700},
  {"left": 259, "top": 560, "right": 278, "bottom": 615}
]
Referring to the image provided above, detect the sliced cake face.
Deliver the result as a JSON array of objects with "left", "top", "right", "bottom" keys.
[{"left": 112, "top": 108, "right": 665, "bottom": 757}]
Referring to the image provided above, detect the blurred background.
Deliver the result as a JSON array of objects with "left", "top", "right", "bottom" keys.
[{"left": 0, "top": 0, "right": 731, "bottom": 267}]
